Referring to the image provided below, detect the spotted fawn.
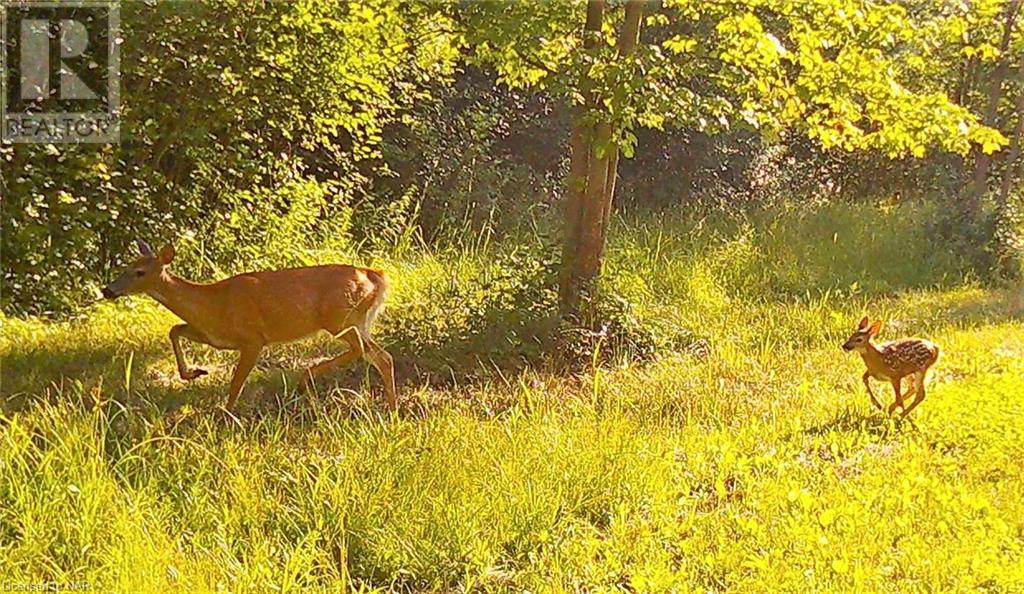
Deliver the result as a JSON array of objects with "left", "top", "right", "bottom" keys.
[{"left": 842, "top": 317, "right": 939, "bottom": 417}]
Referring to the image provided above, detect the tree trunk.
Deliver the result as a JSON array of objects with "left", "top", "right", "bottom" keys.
[
  {"left": 998, "top": 60, "right": 1024, "bottom": 210},
  {"left": 572, "top": 120, "right": 613, "bottom": 305},
  {"left": 559, "top": 0, "right": 644, "bottom": 319},
  {"left": 967, "top": 0, "right": 1020, "bottom": 215},
  {"left": 599, "top": 0, "right": 643, "bottom": 237},
  {"left": 559, "top": 0, "right": 606, "bottom": 314}
]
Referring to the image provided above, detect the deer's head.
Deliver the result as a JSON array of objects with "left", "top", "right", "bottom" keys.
[
  {"left": 102, "top": 239, "right": 175, "bottom": 299},
  {"left": 842, "top": 316, "right": 881, "bottom": 353}
]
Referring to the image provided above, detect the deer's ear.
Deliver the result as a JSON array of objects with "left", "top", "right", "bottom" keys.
[
  {"left": 158, "top": 244, "right": 175, "bottom": 265},
  {"left": 858, "top": 316, "right": 869, "bottom": 331},
  {"left": 868, "top": 320, "right": 882, "bottom": 337},
  {"left": 136, "top": 238, "right": 154, "bottom": 257}
]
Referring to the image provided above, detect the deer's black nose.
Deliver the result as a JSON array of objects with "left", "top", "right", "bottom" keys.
[{"left": 101, "top": 287, "right": 117, "bottom": 299}]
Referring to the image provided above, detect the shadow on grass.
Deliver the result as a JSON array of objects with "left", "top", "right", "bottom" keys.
[
  {"left": 0, "top": 329, "right": 491, "bottom": 422},
  {"left": 800, "top": 408, "right": 919, "bottom": 439},
  {"left": 0, "top": 333, "right": 303, "bottom": 416},
  {"left": 2, "top": 341, "right": 162, "bottom": 411},
  {"left": 914, "top": 287, "right": 1024, "bottom": 328}
]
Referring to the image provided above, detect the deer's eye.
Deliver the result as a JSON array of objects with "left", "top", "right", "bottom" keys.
[{"left": 135, "top": 269, "right": 145, "bottom": 277}]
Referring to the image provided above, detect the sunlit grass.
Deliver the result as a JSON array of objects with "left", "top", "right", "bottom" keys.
[{"left": 2, "top": 202, "right": 1022, "bottom": 591}]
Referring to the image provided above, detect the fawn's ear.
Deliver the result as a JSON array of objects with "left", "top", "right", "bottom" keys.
[
  {"left": 857, "top": 316, "right": 869, "bottom": 331},
  {"left": 158, "top": 244, "right": 175, "bottom": 265},
  {"left": 868, "top": 320, "right": 882, "bottom": 337}
]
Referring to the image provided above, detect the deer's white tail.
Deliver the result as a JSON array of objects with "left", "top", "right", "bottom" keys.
[{"left": 362, "top": 269, "right": 389, "bottom": 336}]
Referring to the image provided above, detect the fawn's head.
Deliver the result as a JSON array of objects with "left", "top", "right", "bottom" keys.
[
  {"left": 102, "top": 239, "right": 175, "bottom": 299},
  {"left": 842, "top": 316, "right": 882, "bottom": 353}
]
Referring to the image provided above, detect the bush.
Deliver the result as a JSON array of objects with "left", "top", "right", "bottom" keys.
[
  {"left": 376, "top": 237, "right": 673, "bottom": 380},
  {"left": 380, "top": 244, "right": 561, "bottom": 379},
  {"left": 553, "top": 292, "right": 662, "bottom": 369}
]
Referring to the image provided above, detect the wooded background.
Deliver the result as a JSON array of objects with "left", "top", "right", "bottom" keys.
[{"left": 2, "top": 0, "right": 1021, "bottom": 317}]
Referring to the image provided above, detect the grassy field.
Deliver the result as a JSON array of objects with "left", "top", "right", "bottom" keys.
[{"left": 2, "top": 203, "right": 1023, "bottom": 592}]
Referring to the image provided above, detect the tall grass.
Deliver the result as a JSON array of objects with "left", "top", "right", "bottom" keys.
[
  {"left": 606, "top": 200, "right": 971, "bottom": 304},
  {"left": 2, "top": 201, "right": 1022, "bottom": 591}
]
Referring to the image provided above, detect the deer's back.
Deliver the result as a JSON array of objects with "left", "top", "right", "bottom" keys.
[
  {"left": 206, "top": 264, "right": 384, "bottom": 344},
  {"left": 878, "top": 339, "right": 939, "bottom": 377}
]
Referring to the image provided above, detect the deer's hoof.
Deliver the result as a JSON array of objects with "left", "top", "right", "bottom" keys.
[{"left": 182, "top": 368, "right": 208, "bottom": 381}]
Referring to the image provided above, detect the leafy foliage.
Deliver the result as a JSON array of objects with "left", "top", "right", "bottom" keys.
[
  {"left": 460, "top": 0, "right": 1007, "bottom": 158},
  {"left": 375, "top": 67, "right": 570, "bottom": 242},
  {"left": 1, "top": 0, "right": 458, "bottom": 315}
]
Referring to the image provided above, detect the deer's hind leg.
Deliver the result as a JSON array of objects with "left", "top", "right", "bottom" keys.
[
  {"left": 303, "top": 294, "right": 371, "bottom": 385},
  {"left": 887, "top": 378, "right": 904, "bottom": 416},
  {"left": 360, "top": 334, "right": 396, "bottom": 411},
  {"left": 304, "top": 326, "right": 364, "bottom": 382},
  {"left": 901, "top": 371, "right": 927, "bottom": 417},
  {"left": 303, "top": 326, "right": 396, "bottom": 411}
]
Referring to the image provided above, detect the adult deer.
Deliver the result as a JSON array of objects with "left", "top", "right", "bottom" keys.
[{"left": 102, "top": 240, "right": 396, "bottom": 411}]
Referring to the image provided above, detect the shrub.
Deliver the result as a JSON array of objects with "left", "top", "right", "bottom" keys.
[{"left": 380, "top": 245, "right": 561, "bottom": 378}]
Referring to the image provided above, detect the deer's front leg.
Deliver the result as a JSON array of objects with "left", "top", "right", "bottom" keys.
[
  {"left": 862, "top": 372, "right": 883, "bottom": 411},
  {"left": 170, "top": 324, "right": 208, "bottom": 381},
  {"left": 225, "top": 345, "right": 262, "bottom": 411}
]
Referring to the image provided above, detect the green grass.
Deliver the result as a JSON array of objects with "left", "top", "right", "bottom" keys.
[{"left": 2, "top": 202, "right": 1023, "bottom": 592}]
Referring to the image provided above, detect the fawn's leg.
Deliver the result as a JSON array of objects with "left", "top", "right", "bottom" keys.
[
  {"left": 225, "top": 344, "right": 262, "bottom": 411},
  {"left": 304, "top": 327, "right": 364, "bottom": 386},
  {"left": 863, "top": 372, "right": 883, "bottom": 411},
  {"left": 901, "top": 376, "right": 917, "bottom": 401},
  {"left": 170, "top": 324, "right": 209, "bottom": 381},
  {"left": 887, "top": 379, "right": 904, "bottom": 415},
  {"left": 901, "top": 371, "right": 927, "bottom": 417}
]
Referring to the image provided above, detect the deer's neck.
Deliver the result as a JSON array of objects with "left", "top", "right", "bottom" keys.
[
  {"left": 148, "top": 271, "right": 210, "bottom": 325},
  {"left": 859, "top": 341, "right": 888, "bottom": 372}
]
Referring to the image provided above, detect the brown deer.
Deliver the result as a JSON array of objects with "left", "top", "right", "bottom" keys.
[
  {"left": 102, "top": 239, "right": 396, "bottom": 411},
  {"left": 842, "top": 317, "right": 939, "bottom": 417}
]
